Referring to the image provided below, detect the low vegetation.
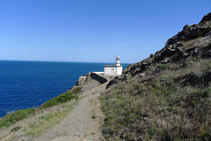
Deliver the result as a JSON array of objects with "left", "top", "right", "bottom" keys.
[
  {"left": 0, "top": 99, "right": 79, "bottom": 141},
  {"left": 40, "top": 91, "right": 78, "bottom": 109},
  {"left": 24, "top": 100, "right": 78, "bottom": 137},
  {"left": 100, "top": 57, "right": 211, "bottom": 140},
  {"left": 0, "top": 108, "right": 36, "bottom": 129},
  {"left": 0, "top": 91, "right": 77, "bottom": 130}
]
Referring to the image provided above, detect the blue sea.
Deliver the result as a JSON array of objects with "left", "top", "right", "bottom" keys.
[{"left": 0, "top": 60, "right": 129, "bottom": 118}]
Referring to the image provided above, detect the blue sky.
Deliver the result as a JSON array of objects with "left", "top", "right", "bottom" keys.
[{"left": 0, "top": 0, "right": 210, "bottom": 63}]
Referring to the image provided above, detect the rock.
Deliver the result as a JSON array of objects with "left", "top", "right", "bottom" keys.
[
  {"left": 132, "top": 90, "right": 138, "bottom": 95},
  {"left": 175, "top": 72, "right": 211, "bottom": 87},
  {"left": 77, "top": 75, "right": 89, "bottom": 86},
  {"left": 200, "top": 12, "right": 211, "bottom": 23},
  {"left": 166, "top": 13, "right": 211, "bottom": 46},
  {"left": 161, "top": 58, "right": 170, "bottom": 64},
  {"left": 140, "top": 73, "right": 146, "bottom": 77},
  {"left": 92, "top": 114, "right": 96, "bottom": 119},
  {"left": 16, "top": 132, "right": 25, "bottom": 137},
  {"left": 183, "top": 24, "right": 189, "bottom": 30}
]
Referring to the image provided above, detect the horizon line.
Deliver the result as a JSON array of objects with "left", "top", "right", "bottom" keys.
[{"left": 0, "top": 59, "right": 132, "bottom": 64}]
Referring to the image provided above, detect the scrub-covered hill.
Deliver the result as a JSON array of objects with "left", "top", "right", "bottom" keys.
[{"left": 100, "top": 13, "right": 211, "bottom": 140}]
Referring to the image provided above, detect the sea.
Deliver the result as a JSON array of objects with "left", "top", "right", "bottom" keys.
[{"left": 0, "top": 60, "right": 129, "bottom": 118}]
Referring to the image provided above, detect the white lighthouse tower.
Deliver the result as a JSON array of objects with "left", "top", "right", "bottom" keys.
[
  {"left": 116, "top": 56, "right": 120, "bottom": 66},
  {"left": 104, "top": 56, "right": 123, "bottom": 76}
]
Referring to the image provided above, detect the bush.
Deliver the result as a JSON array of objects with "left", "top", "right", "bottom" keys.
[
  {"left": 40, "top": 92, "right": 78, "bottom": 109},
  {"left": 0, "top": 108, "right": 35, "bottom": 129}
]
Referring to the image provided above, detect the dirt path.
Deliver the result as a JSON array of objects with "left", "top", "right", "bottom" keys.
[{"left": 36, "top": 79, "right": 109, "bottom": 141}]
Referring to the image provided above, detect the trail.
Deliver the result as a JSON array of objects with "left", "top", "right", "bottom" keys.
[{"left": 36, "top": 78, "right": 109, "bottom": 141}]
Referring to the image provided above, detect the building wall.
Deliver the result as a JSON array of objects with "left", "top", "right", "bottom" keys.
[
  {"left": 104, "top": 67, "right": 117, "bottom": 76},
  {"left": 90, "top": 72, "right": 107, "bottom": 84},
  {"left": 117, "top": 66, "right": 123, "bottom": 75},
  {"left": 104, "top": 66, "right": 123, "bottom": 76}
]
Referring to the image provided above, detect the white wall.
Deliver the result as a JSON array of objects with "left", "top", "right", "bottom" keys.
[
  {"left": 104, "top": 66, "right": 123, "bottom": 76},
  {"left": 104, "top": 67, "right": 117, "bottom": 75},
  {"left": 117, "top": 66, "right": 123, "bottom": 75}
]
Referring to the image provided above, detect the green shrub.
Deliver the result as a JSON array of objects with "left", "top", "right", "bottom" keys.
[
  {"left": 0, "top": 108, "right": 35, "bottom": 129},
  {"left": 40, "top": 92, "right": 78, "bottom": 109},
  {"left": 160, "top": 64, "right": 167, "bottom": 70},
  {"left": 147, "top": 128, "right": 157, "bottom": 135}
]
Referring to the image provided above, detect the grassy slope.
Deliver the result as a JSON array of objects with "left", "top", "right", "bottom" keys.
[
  {"left": 0, "top": 99, "right": 79, "bottom": 140},
  {"left": 0, "top": 91, "right": 79, "bottom": 141},
  {"left": 0, "top": 91, "right": 78, "bottom": 130},
  {"left": 100, "top": 57, "right": 211, "bottom": 140}
]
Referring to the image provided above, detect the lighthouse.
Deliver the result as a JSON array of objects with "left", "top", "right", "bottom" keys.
[
  {"left": 116, "top": 56, "right": 120, "bottom": 66},
  {"left": 104, "top": 56, "right": 123, "bottom": 76}
]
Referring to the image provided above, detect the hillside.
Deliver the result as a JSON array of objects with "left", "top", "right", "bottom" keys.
[{"left": 100, "top": 13, "right": 211, "bottom": 140}]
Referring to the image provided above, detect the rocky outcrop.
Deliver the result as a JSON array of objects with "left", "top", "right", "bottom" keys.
[
  {"left": 76, "top": 74, "right": 89, "bottom": 86},
  {"left": 200, "top": 13, "right": 211, "bottom": 23},
  {"left": 107, "top": 13, "right": 211, "bottom": 88},
  {"left": 76, "top": 73, "right": 108, "bottom": 86},
  {"left": 70, "top": 72, "right": 108, "bottom": 95},
  {"left": 175, "top": 72, "right": 211, "bottom": 87},
  {"left": 166, "top": 13, "right": 211, "bottom": 46}
]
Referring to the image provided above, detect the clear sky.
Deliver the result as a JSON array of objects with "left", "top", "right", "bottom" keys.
[{"left": 0, "top": 0, "right": 210, "bottom": 63}]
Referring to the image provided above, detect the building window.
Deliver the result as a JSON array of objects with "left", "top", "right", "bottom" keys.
[{"left": 112, "top": 69, "right": 115, "bottom": 73}]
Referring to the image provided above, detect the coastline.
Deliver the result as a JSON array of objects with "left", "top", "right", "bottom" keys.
[
  {"left": 0, "top": 72, "right": 111, "bottom": 140},
  {"left": 0, "top": 61, "right": 127, "bottom": 118},
  {"left": 0, "top": 72, "right": 110, "bottom": 125}
]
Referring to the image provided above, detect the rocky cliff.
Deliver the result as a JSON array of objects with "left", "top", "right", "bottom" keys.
[{"left": 108, "top": 13, "right": 211, "bottom": 88}]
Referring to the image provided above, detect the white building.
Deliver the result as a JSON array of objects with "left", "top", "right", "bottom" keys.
[{"left": 104, "top": 56, "right": 123, "bottom": 76}]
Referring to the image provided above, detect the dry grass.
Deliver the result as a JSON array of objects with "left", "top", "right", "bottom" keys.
[
  {"left": 100, "top": 57, "right": 211, "bottom": 140},
  {"left": 182, "top": 37, "right": 203, "bottom": 49},
  {"left": 72, "top": 86, "right": 82, "bottom": 94},
  {"left": 0, "top": 99, "right": 79, "bottom": 141}
]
